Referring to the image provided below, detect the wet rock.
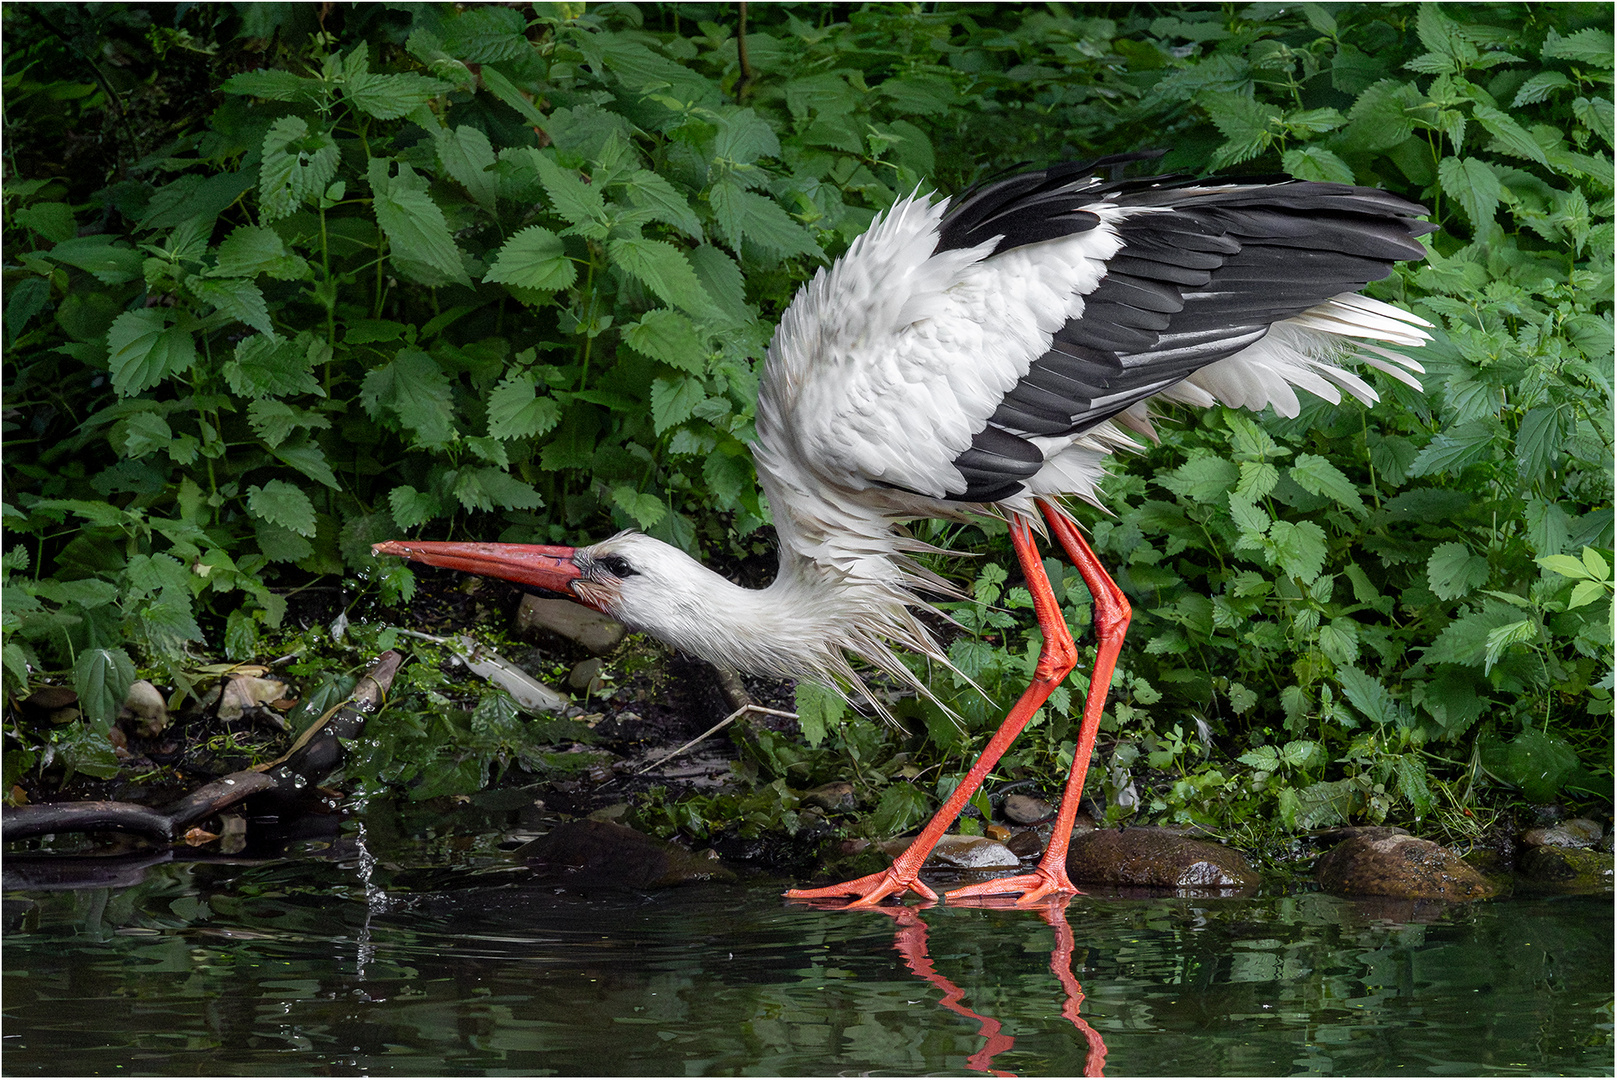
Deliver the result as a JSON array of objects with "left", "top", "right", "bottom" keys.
[
  {"left": 1007, "top": 829, "right": 1044, "bottom": 858},
  {"left": 517, "top": 595, "right": 625, "bottom": 654},
  {"left": 1521, "top": 818, "right": 1602, "bottom": 849},
  {"left": 801, "top": 782, "right": 856, "bottom": 813},
  {"left": 1066, "top": 827, "right": 1255, "bottom": 889},
  {"left": 518, "top": 819, "right": 735, "bottom": 888},
  {"left": 1317, "top": 834, "right": 1495, "bottom": 900},
  {"left": 984, "top": 823, "right": 1012, "bottom": 842},
  {"left": 1004, "top": 793, "right": 1053, "bottom": 824},
  {"left": 1517, "top": 845, "right": 1614, "bottom": 890},
  {"left": 568, "top": 657, "right": 605, "bottom": 693},
  {"left": 120, "top": 680, "right": 169, "bottom": 737},
  {"left": 929, "top": 835, "right": 1021, "bottom": 870},
  {"left": 22, "top": 686, "right": 77, "bottom": 713}
]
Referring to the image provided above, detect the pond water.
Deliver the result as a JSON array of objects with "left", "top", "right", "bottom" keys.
[{"left": 3, "top": 818, "right": 1612, "bottom": 1077}]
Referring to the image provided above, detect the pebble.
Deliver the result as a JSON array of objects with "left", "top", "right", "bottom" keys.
[
  {"left": 1521, "top": 818, "right": 1603, "bottom": 849},
  {"left": 516, "top": 595, "right": 626, "bottom": 653},
  {"left": 929, "top": 835, "right": 1022, "bottom": 870},
  {"left": 568, "top": 658, "right": 605, "bottom": 693},
  {"left": 1004, "top": 793, "right": 1054, "bottom": 824},
  {"left": 801, "top": 782, "right": 857, "bottom": 813}
]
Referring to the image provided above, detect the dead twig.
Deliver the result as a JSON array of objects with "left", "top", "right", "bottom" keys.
[{"left": 635, "top": 704, "right": 797, "bottom": 776}]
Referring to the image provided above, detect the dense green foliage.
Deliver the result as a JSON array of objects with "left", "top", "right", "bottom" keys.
[{"left": 3, "top": 3, "right": 1610, "bottom": 835}]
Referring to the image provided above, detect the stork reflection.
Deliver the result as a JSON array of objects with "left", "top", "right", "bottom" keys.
[{"left": 865, "top": 896, "right": 1107, "bottom": 1076}]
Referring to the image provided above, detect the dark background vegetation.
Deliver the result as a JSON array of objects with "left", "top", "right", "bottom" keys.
[{"left": 3, "top": 2, "right": 1611, "bottom": 849}]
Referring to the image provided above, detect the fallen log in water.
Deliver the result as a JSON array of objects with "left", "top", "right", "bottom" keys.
[{"left": 1, "top": 651, "right": 401, "bottom": 845}]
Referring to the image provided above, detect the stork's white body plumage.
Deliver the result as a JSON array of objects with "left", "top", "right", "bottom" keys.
[{"left": 378, "top": 157, "right": 1433, "bottom": 906}]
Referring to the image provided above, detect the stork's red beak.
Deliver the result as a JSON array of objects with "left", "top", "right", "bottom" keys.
[{"left": 371, "top": 540, "right": 584, "bottom": 597}]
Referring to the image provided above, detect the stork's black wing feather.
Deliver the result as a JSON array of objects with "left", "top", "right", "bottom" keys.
[{"left": 928, "top": 163, "right": 1431, "bottom": 502}]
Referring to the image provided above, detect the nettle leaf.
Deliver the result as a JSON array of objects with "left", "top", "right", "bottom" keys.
[
  {"left": 528, "top": 151, "right": 608, "bottom": 233},
  {"left": 651, "top": 375, "right": 706, "bottom": 434},
  {"left": 248, "top": 479, "right": 317, "bottom": 536},
  {"left": 388, "top": 485, "right": 441, "bottom": 530},
  {"left": 435, "top": 125, "right": 499, "bottom": 211},
  {"left": 224, "top": 334, "right": 324, "bottom": 399},
  {"left": 484, "top": 226, "right": 576, "bottom": 291},
  {"left": 108, "top": 309, "right": 197, "bottom": 396},
  {"left": 1513, "top": 71, "right": 1572, "bottom": 107},
  {"left": 1236, "top": 460, "right": 1280, "bottom": 501},
  {"left": 211, "top": 225, "right": 310, "bottom": 280},
  {"left": 1281, "top": 146, "right": 1356, "bottom": 184},
  {"left": 1473, "top": 104, "right": 1550, "bottom": 166},
  {"left": 360, "top": 348, "right": 458, "bottom": 448},
  {"left": 794, "top": 681, "right": 845, "bottom": 749},
  {"left": 49, "top": 236, "right": 142, "bottom": 284},
  {"left": 623, "top": 309, "right": 707, "bottom": 373},
  {"left": 708, "top": 178, "right": 822, "bottom": 259},
  {"left": 451, "top": 467, "right": 544, "bottom": 512},
  {"left": 487, "top": 374, "right": 562, "bottom": 440},
  {"left": 345, "top": 71, "right": 454, "bottom": 120},
  {"left": 259, "top": 116, "right": 340, "bottom": 222},
  {"left": 272, "top": 435, "right": 340, "bottom": 490},
  {"left": 1203, "top": 93, "right": 1282, "bottom": 168},
  {"left": 187, "top": 276, "right": 272, "bottom": 336},
  {"left": 1515, "top": 405, "right": 1562, "bottom": 480},
  {"left": 120, "top": 412, "right": 172, "bottom": 458},
  {"left": 1268, "top": 519, "right": 1328, "bottom": 583},
  {"left": 73, "top": 647, "right": 136, "bottom": 730},
  {"left": 1407, "top": 418, "right": 1503, "bottom": 477},
  {"left": 1541, "top": 27, "right": 1616, "bottom": 67},
  {"left": 1423, "top": 602, "right": 1522, "bottom": 667},
  {"left": 622, "top": 170, "right": 703, "bottom": 239},
  {"left": 1427, "top": 542, "right": 1490, "bottom": 601},
  {"left": 703, "top": 450, "right": 753, "bottom": 507},
  {"left": 609, "top": 237, "right": 721, "bottom": 320},
  {"left": 1160, "top": 456, "right": 1238, "bottom": 503},
  {"left": 247, "top": 399, "right": 330, "bottom": 448},
  {"left": 368, "top": 159, "right": 470, "bottom": 287},
  {"left": 222, "top": 68, "right": 325, "bottom": 102},
  {"left": 1437, "top": 157, "right": 1502, "bottom": 228},
  {"left": 1289, "top": 454, "right": 1367, "bottom": 517},
  {"left": 612, "top": 486, "right": 667, "bottom": 529},
  {"left": 1483, "top": 618, "right": 1539, "bottom": 672},
  {"left": 714, "top": 109, "right": 782, "bottom": 166}
]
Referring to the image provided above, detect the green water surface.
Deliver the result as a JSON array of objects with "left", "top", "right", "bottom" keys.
[{"left": 3, "top": 829, "right": 1611, "bottom": 1076}]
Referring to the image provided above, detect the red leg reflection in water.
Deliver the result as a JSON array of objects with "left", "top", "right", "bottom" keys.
[
  {"left": 949, "top": 896, "right": 1108, "bottom": 1077},
  {"left": 874, "top": 905, "right": 1016, "bottom": 1076}
]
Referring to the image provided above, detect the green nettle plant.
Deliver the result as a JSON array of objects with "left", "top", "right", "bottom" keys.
[{"left": 2, "top": 3, "right": 1610, "bottom": 836}]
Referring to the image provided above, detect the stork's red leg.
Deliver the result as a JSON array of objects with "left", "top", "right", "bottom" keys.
[
  {"left": 950, "top": 501, "right": 1130, "bottom": 904},
  {"left": 785, "top": 515, "right": 1077, "bottom": 906}
]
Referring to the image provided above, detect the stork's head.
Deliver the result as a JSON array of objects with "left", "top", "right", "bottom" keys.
[{"left": 371, "top": 531, "right": 725, "bottom": 645}]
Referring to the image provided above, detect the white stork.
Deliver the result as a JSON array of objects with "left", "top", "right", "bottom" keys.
[{"left": 375, "top": 154, "right": 1433, "bottom": 907}]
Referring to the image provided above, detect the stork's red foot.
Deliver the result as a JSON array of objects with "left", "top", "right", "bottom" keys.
[
  {"left": 784, "top": 868, "right": 939, "bottom": 907},
  {"left": 945, "top": 864, "right": 1079, "bottom": 906}
]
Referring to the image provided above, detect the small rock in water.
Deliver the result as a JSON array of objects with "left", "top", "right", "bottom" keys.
[
  {"left": 1004, "top": 793, "right": 1054, "bottom": 824},
  {"left": 120, "top": 680, "right": 169, "bottom": 737},
  {"left": 1517, "top": 845, "right": 1614, "bottom": 890},
  {"left": 929, "top": 834, "right": 1021, "bottom": 870},
  {"left": 517, "top": 595, "right": 626, "bottom": 654},
  {"left": 984, "top": 823, "right": 1012, "bottom": 843},
  {"left": 1066, "top": 827, "right": 1254, "bottom": 889},
  {"left": 1006, "top": 830, "right": 1045, "bottom": 858},
  {"left": 518, "top": 819, "right": 735, "bottom": 888},
  {"left": 1521, "top": 818, "right": 1603, "bottom": 849},
  {"left": 1317, "top": 834, "right": 1494, "bottom": 900}
]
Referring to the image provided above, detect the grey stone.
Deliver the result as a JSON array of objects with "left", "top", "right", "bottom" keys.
[
  {"left": 1066, "top": 826, "right": 1254, "bottom": 889},
  {"left": 1004, "top": 793, "right": 1054, "bottom": 824},
  {"left": 568, "top": 657, "right": 605, "bottom": 693},
  {"left": 1317, "top": 834, "right": 1495, "bottom": 900},
  {"left": 1521, "top": 818, "right": 1603, "bottom": 848},
  {"left": 801, "top": 781, "right": 857, "bottom": 813},
  {"left": 929, "top": 835, "right": 1022, "bottom": 870},
  {"left": 517, "top": 595, "right": 626, "bottom": 654}
]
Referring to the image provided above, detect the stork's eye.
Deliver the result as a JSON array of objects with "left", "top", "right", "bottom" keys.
[{"left": 598, "top": 555, "right": 637, "bottom": 578}]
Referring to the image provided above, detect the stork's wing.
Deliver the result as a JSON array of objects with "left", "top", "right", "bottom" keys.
[
  {"left": 937, "top": 166, "right": 1433, "bottom": 501},
  {"left": 756, "top": 157, "right": 1431, "bottom": 514}
]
